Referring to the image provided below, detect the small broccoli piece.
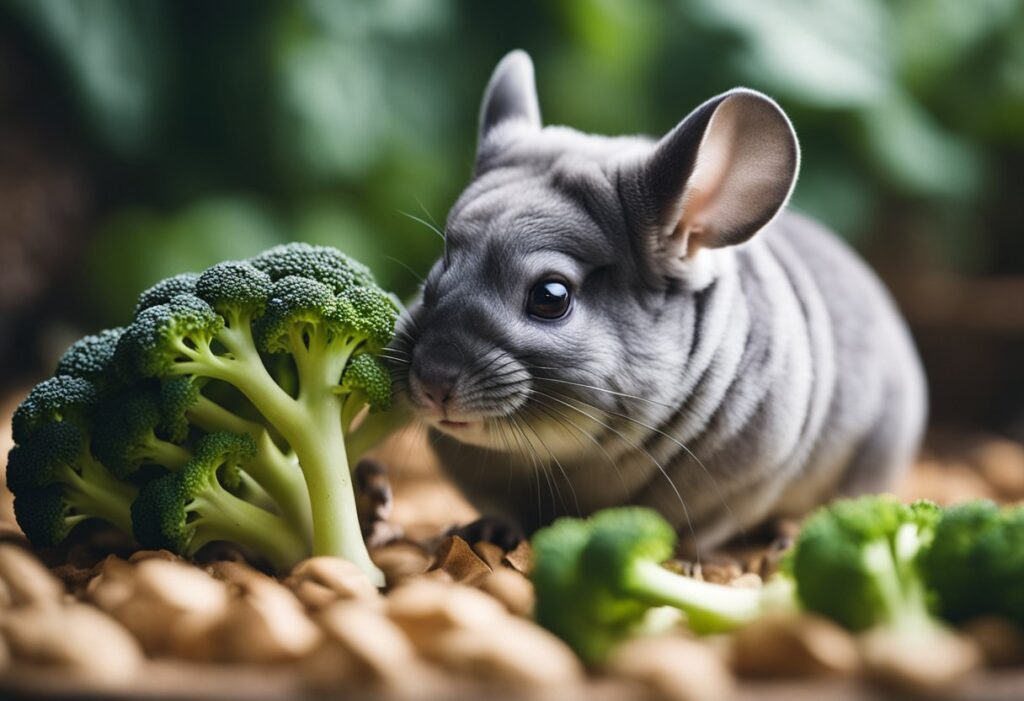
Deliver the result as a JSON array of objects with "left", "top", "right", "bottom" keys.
[
  {"left": 91, "top": 389, "right": 193, "bottom": 478},
  {"left": 134, "top": 272, "right": 200, "bottom": 315},
  {"left": 158, "top": 376, "right": 313, "bottom": 541},
  {"left": 55, "top": 328, "right": 124, "bottom": 382},
  {"left": 339, "top": 354, "right": 392, "bottom": 420},
  {"left": 6, "top": 421, "right": 136, "bottom": 544},
  {"left": 532, "top": 507, "right": 767, "bottom": 663},
  {"left": 790, "top": 496, "right": 939, "bottom": 633},
  {"left": 921, "top": 501, "right": 1024, "bottom": 626},
  {"left": 11, "top": 375, "right": 98, "bottom": 444},
  {"left": 131, "top": 432, "right": 305, "bottom": 572}
]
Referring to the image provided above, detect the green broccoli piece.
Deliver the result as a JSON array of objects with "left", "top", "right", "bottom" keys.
[
  {"left": 134, "top": 272, "right": 200, "bottom": 315},
  {"left": 921, "top": 501, "right": 1024, "bottom": 626},
  {"left": 789, "top": 496, "right": 940, "bottom": 633},
  {"left": 55, "top": 327, "right": 124, "bottom": 383},
  {"left": 91, "top": 389, "right": 193, "bottom": 478},
  {"left": 11, "top": 375, "right": 98, "bottom": 444},
  {"left": 158, "top": 375, "right": 313, "bottom": 542},
  {"left": 7, "top": 421, "right": 136, "bottom": 544},
  {"left": 532, "top": 507, "right": 768, "bottom": 663},
  {"left": 131, "top": 432, "right": 305, "bottom": 572},
  {"left": 113, "top": 243, "right": 401, "bottom": 584}
]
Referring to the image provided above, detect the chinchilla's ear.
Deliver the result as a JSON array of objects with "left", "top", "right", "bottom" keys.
[
  {"left": 622, "top": 89, "right": 799, "bottom": 278},
  {"left": 476, "top": 50, "right": 541, "bottom": 169}
]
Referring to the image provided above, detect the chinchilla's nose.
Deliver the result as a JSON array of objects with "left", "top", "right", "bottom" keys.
[{"left": 411, "top": 355, "right": 460, "bottom": 410}]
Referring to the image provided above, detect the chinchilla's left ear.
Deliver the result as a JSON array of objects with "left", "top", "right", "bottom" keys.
[
  {"left": 621, "top": 89, "right": 799, "bottom": 278},
  {"left": 476, "top": 50, "right": 541, "bottom": 171}
]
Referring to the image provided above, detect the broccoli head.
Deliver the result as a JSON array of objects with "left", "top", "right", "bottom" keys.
[
  {"left": 921, "top": 501, "right": 1024, "bottom": 626},
  {"left": 55, "top": 328, "right": 124, "bottom": 383},
  {"left": 11, "top": 375, "right": 98, "bottom": 444}
]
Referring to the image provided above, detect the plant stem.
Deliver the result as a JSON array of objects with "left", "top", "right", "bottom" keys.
[{"left": 629, "top": 559, "right": 762, "bottom": 633}]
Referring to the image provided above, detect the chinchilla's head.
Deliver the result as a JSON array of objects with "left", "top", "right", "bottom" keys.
[{"left": 395, "top": 50, "right": 799, "bottom": 452}]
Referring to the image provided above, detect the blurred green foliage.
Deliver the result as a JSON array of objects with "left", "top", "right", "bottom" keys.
[{"left": 4, "top": 0, "right": 1023, "bottom": 326}]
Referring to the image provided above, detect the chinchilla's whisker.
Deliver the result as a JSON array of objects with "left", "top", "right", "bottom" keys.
[
  {"left": 502, "top": 416, "right": 542, "bottom": 518},
  {"left": 519, "top": 406, "right": 581, "bottom": 517},
  {"left": 542, "top": 385, "right": 743, "bottom": 543},
  {"left": 530, "top": 388, "right": 700, "bottom": 561},
  {"left": 526, "top": 368, "right": 676, "bottom": 411},
  {"left": 511, "top": 413, "right": 562, "bottom": 521},
  {"left": 384, "top": 255, "right": 426, "bottom": 285},
  {"left": 398, "top": 209, "right": 446, "bottom": 243},
  {"left": 415, "top": 197, "right": 444, "bottom": 234},
  {"left": 526, "top": 397, "right": 634, "bottom": 509}
]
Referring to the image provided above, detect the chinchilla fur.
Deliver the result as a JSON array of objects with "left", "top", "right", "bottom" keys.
[{"left": 394, "top": 50, "right": 926, "bottom": 551}]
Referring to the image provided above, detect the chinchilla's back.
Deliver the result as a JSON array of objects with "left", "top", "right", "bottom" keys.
[{"left": 623, "top": 210, "right": 927, "bottom": 549}]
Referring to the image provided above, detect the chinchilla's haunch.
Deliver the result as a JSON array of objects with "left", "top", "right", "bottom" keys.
[{"left": 396, "top": 50, "right": 926, "bottom": 551}]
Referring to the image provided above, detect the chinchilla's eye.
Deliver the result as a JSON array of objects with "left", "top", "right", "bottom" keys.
[{"left": 527, "top": 278, "right": 571, "bottom": 320}]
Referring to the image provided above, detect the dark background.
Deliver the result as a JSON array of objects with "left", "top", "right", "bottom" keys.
[{"left": 1, "top": 0, "right": 1022, "bottom": 436}]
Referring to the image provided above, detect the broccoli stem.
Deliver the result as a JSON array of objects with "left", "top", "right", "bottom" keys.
[
  {"left": 173, "top": 325, "right": 383, "bottom": 585},
  {"left": 293, "top": 388, "right": 385, "bottom": 587},
  {"left": 188, "top": 395, "right": 313, "bottom": 542},
  {"left": 870, "top": 526, "right": 937, "bottom": 634},
  {"left": 187, "top": 485, "right": 306, "bottom": 573},
  {"left": 65, "top": 457, "right": 136, "bottom": 534},
  {"left": 139, "top": 437, "right": 192, "bottom": 471},
  {"left": 627, "top": 559, "right": 762, "bottom": 634}
]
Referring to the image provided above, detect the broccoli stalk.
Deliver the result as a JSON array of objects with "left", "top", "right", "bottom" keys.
[{"left": 131, "top": 432, "right": 305, "bottom": 572}]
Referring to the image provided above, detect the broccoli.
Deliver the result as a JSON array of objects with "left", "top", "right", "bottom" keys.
[
  {"left": 131, "top": 432, "right": 304, "bottom": 572},
  {"left": 788, "top": 496, "right": 941, "bottom": 633},
  {"left": 531, "top": 497, "right": 953, "bottom": 663},
  {"left": 55, "top": 327, "right": 124, "bottom": 384},
  {"left": 112, "top": 247, "right": 397, "bottom": 583},
  {"left": 91, "top": 389, "right": 193, "bottom": 478},
  {"left": 7, "top": 243, "right": 406, "bottom": 582},
  {"left": 7, "top": 421, "right": 136, "bottom": 545},
  {"left": 532, "top": 507, "right": 770, "bottom": 663},
  {"left": 921, "top": 501, "right": 1024, "bottom": 626}
]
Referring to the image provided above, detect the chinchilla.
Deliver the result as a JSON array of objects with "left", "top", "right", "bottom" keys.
[{"left": 393, "top": 50, "right": 926, "bottom": 551}]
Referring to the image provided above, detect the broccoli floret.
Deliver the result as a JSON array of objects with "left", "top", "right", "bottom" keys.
[
  {"left": 7, "top": 421, "right": 136, "bottom": 544},
  {"left": 921, "top": 501, "right": 1024, "bottom": 626},
  {"left": 134, "top": 272, "right": 200, "bottom": 315},
  {"left": 789, "top": 496, "right": 940, "bottom": 633},
  {"left": 250, "top": 242, "right": 374, "bottom": 294},
  {"left": 532, "top": 507, "right": 768, "bottom": 663},
  {"left": 11, "top": 375, "right": 98, "bottom": 444},
  {"left": 131, "top": 432, "right": 305, "bottom": 572},
  {"left": 111, "top": 243, "right": 401, "bottom": 583},
  {"left": 158, "top": 375, "right": 313, "bottom": 542},
  {"left": 91, "top": 389, "right": 193, "bottom": 478},
  {"left": 55, "top": 328, "right": 124, "bottom": 382}
]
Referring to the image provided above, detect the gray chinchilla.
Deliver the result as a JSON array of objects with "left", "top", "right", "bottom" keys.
[{"left": 394, "top": 50, "right": 926, "bottom": 551}]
